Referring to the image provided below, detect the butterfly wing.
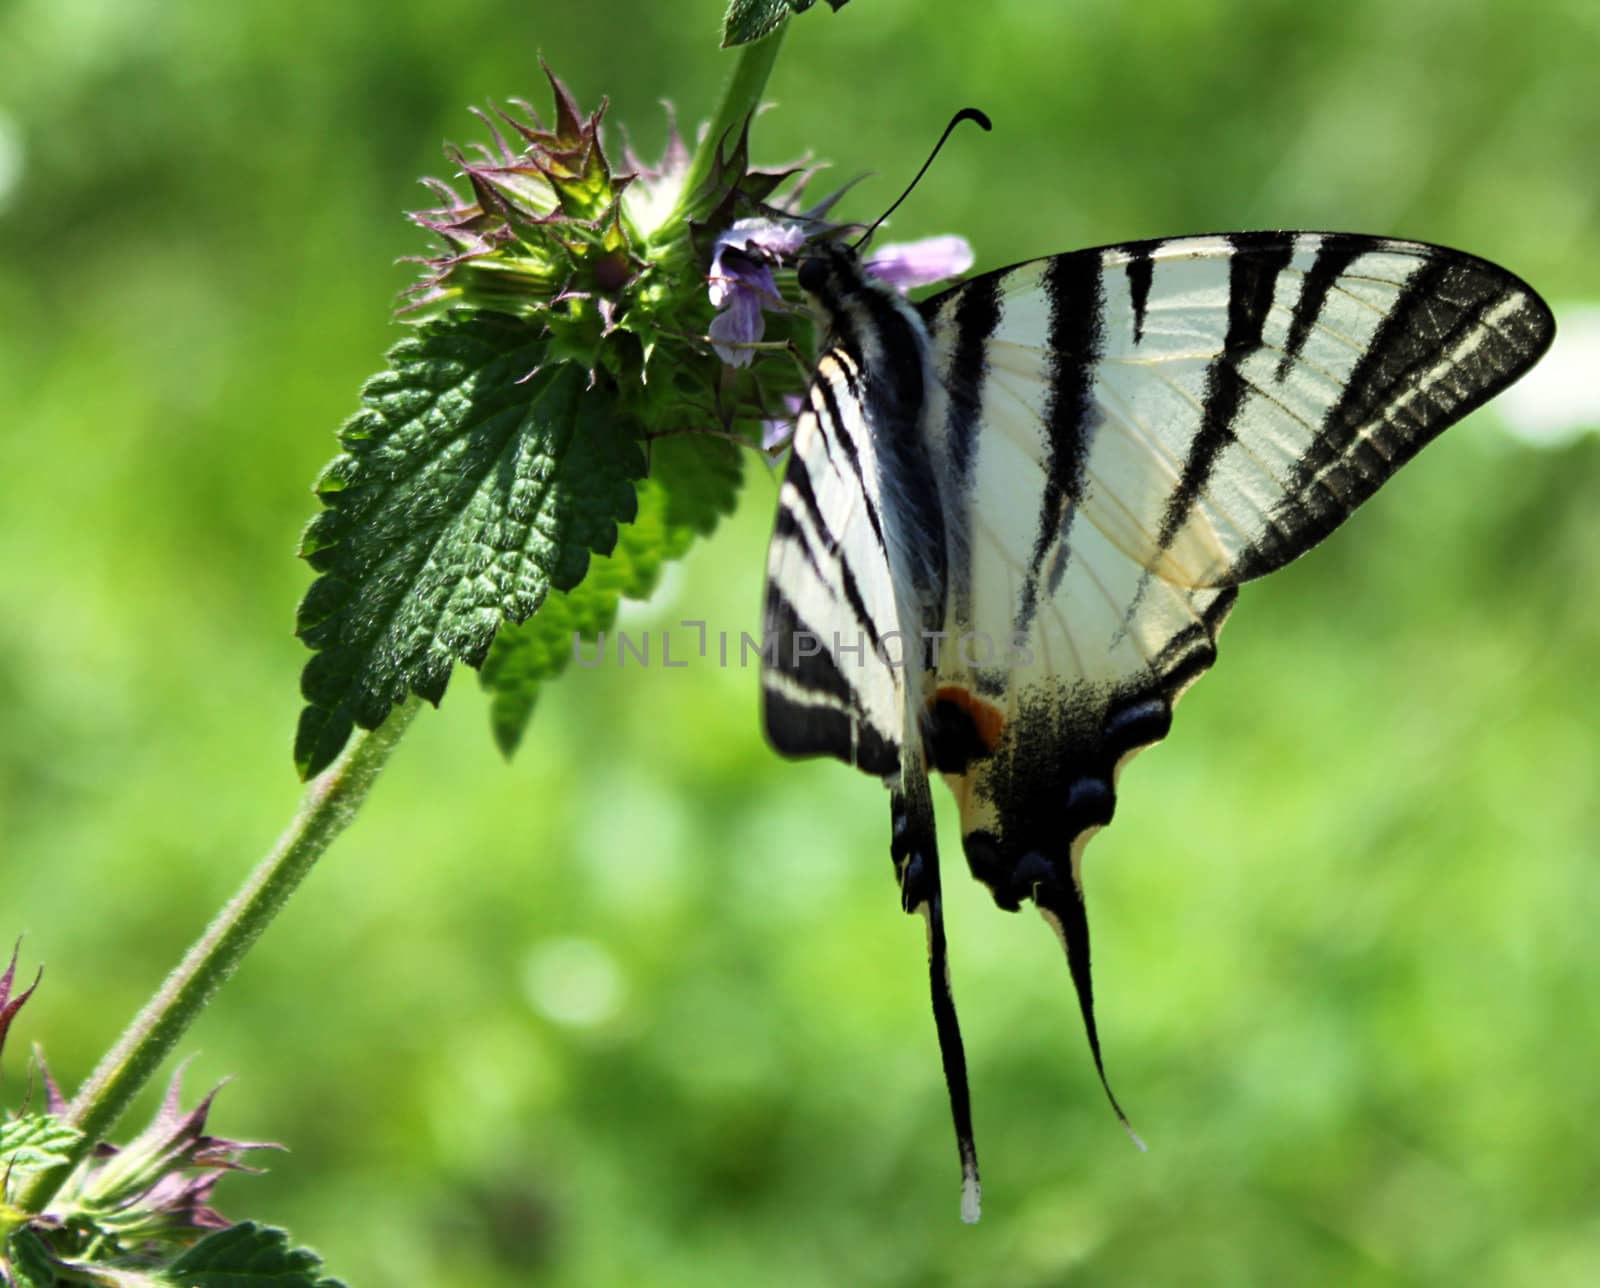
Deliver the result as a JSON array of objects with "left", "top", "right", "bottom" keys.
[
  {"left": 761, "top": 348, "right": 923, "bottom": 777},
  {"left": 760, "top": 286, "right": 984, "bottom": 1219},
  {"left": 916, "top": 232, "right": 1554, "bottom": 1110}
]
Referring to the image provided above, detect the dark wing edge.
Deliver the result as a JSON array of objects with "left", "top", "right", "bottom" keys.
[{"left": 1224, "top": 236, "right": 1556, "bottom": 583}]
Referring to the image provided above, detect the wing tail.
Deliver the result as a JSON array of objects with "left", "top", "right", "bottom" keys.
[
  {"left": 892, "top": 783, "right": 982, "bottom": 1223},
  {"left": 1035, "top": 867, "right": 1147, "bottom": 1152}
]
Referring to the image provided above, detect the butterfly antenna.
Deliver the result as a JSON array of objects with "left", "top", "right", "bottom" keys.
[{"left": 851, "top": 107, "right": 992, "bottom": 252}]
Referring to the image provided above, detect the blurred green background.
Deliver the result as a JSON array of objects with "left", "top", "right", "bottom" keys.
[{"left": 2, "top": 1, "right": 1598, "bottom": 1283}]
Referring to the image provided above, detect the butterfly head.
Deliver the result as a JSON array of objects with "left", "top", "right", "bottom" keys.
[
  {"left": 794, "top": 241, "right": 860, "bottom": 300},
  {"left": 795, "top": 252, "right": 830, "bottom": 297}
]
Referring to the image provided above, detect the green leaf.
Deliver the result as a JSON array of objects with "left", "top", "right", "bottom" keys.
[
  {"left": 164, "top": 1223, "right": 343, "bottom": 1288},
  {"left": 723, "top": 0, "right": 791, "bottom": 46},
  {"left": 722, "top": 0, "right": 850, "bottom": 47},
  {"left": 481, "top": 434, "right": 743, "bottom": 756},
  {"left": 0, "top": 1115, "right": 81, "bottom": 1172},
  {"left": 3, "top": 1228, "right": 56, "bottom": 1288},
  {"left": 294, "top": 312, "right": 645, "bottom": 778}
]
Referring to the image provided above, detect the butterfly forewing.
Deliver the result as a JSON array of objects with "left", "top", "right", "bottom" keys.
[
  {"left": 761, "top": 347, "right": 909, "bottom": 776},
  {"left": 916, "top": 230, "right": 1552, "bottom": 891}
]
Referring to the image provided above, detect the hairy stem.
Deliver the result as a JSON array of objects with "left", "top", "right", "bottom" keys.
[
  {"left": 673, "top": 21, "right": 788, "bottom": 218},
  {"left": 15, "top": 696, "right": 422, "bottom": 1215}
]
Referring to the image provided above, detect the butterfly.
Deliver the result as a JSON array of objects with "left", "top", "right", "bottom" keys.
[{"left": 759, "top": 226, "right": 1554, "bottom": 1220}]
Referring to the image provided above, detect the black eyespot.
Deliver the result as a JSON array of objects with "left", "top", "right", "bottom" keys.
[{"left": 796, "top": 257, "right": 827, "bottom": 294}]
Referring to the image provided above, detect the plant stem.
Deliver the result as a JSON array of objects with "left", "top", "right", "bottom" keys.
[
  {"left": 673, "top": 21, "right": 788, "bottom": 219},
  {"left": 15, "top": 696, "right": 422, "bottom": 1215}
]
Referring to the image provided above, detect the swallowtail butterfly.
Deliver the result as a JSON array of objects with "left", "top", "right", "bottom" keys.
[{"left": 759, "top": 181, "right": 1554, "bottom": 1220}]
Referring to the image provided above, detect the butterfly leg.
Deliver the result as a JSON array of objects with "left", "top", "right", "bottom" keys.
[
  {"left": 891, "top": 776, "right": 982, "bottom": 1222},
  {"left": 1032, "top": 859, "right": 1147, "bottom": 1152}
]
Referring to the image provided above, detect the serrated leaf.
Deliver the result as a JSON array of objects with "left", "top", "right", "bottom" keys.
[
  {"left": 4, "top": 1228, "right": 56, "bottom": 1288},
  {"left": 648, "top": 433, "right": 745, "bottom": 544},
  {"left": 164, "top": 1223, "right": 343, "bottom": 1288},
  {"left": 294, "top": 312, "right": 645, "bottom": 777},
  {"left": 0, "top": 1115, "right": 81, "bottom": 1172},
  {"left": 481, "top": 434, "right": 743, "bottom": 755}
]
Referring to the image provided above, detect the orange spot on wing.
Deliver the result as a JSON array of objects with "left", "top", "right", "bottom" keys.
[{"left": 933, "top": 685, "right": 1006, "bottom": 754}]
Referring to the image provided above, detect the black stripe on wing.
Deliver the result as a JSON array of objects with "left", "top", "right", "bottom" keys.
[
  {"left": 762, "top": 584, "right": 900, "bottom": 776},
  {"left": 764, "top": 688, "right": 900, "bottom": 775},
  {"left": 1124, "top": 241, "right": 1154, "bottom": 344},
  {"left": 1276, "top": 235, "right": 1366, "bottom": 379},
  {"left": 1156, "top": 233, "right": 1296, "bottom": 552},
  {"left": 1234, "top": 239, "right": 1555, "bottom": 581},
  {"left": 935, "top": 276, "right": 1003, "bottom": 623},
  {"left": 1016, "top": 254, "right": 1106, "bottom": 635},
  {"left": 771, "top": 504, "right": 827, "bottom": 583},
  {"left": 762, "top": 332, "right": 916, "bottom": 779},
  {"left": 811, "top": 364, "right": 892, "bottom": 560}
]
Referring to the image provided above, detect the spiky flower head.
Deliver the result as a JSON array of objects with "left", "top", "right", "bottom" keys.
[
  {"left": 403, "top": 68, "right": 813, "bottom": 409},
  {"left": 403, "top": 69, "right": 641, "bottom": 372},
  {"left": 43, "top": 1061, "right": 280, "bottom": 1248},
  {"left": 1, "top": 954, "right": 280, "bottom": 1285}
]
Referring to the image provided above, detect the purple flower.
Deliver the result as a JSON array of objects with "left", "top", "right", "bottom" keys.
[
  {"left": 707, "top": 256, "right": 772, "bottom": 367},
  {"left": 762, "top": 394, "right": 805, "bottom": 458},
  {"left": 707, "top": 218, "right": 804, "bottom": 366},
  {"left": 706, "top": 223, "right": 975, "bottom": 370},
  {"left": 864, "top": 235, "right": 974, "bottom": 293}
]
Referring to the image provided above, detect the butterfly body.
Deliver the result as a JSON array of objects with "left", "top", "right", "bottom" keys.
[{"left": 760, "top": 230, "right": 1553, "bottom": 1221}]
